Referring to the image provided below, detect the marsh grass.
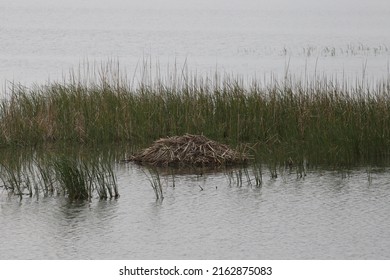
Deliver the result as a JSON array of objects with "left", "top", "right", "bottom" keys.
[
  {"left": 145, "top": 168, "right": 164, "bottom": 201},
  {"left": 0, "top": 150, "right": 118, "bottom": 201},
  {"left": 0, "top": 163, "right": 25, "bottom": 199},
  {"left": 226, "top": 163, "right": 267, "bottom": 188},
  {"left": 52, "top": 157, "right": 89, "bottom": 200},
  {"left": 52, "top": 155, "right": 118, "bottom": 201},
  {"left": 1, "top": 62, "right": 390, "bottom": 167}
]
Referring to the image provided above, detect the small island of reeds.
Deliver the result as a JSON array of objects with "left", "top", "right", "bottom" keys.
[{"left": 1, "top": 62, "right": 390, "bottom": 167}]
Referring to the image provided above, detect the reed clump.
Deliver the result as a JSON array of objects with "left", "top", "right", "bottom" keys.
[
  {"left": 128, "top": 133, "right": 247, "bottom": 167},
  {"left": 51, "top": 156, "right": 118, "bottom": 201},
  {"left": 1, "top": 62, "right": 390, "bottom": 166},
  {"left": 0, "top": 150, "right": 118, "bottom": 201},
  {"left": 146, "top": 169, "right": 164, "bottom": 201}
]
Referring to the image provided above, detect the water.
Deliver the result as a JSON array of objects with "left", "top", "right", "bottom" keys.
[
  {"left": 1, "top": 0, "right": 390, "bottom": 88},
  {"left": 1, "top": 164, "right": 390, "bottom": 259},
  {"left": 1, "top": 0, "right": 390, "bottom": 259}
]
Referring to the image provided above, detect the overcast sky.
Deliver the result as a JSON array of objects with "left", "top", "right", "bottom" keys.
[{"left": 2, "top": 0, "right": 389, "bottom": 10}]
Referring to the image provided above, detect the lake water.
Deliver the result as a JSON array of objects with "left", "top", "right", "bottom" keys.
[
  {"left": 1, "top": 163, "right": 390, "bottom": 259},
  {"left": 1, "top": 0, "right": 390, "bottom": 88},
  {"left": 1, "top": 0, "right": 390, "bottom": 259}
]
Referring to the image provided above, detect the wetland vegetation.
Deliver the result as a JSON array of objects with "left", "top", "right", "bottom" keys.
[
  {"left": 1, "top": 63, "right": 390, "bottom": 200},
  {"left": 0, "top": 147, "right": 119, "bottom": 201},
  {"left": 1, "top": 64, "right": 390, "bottom": 165}
]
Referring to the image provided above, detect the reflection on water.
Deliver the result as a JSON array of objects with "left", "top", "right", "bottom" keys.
[{"left": 1, "top": 163, "right": 390, "bottom": 259}]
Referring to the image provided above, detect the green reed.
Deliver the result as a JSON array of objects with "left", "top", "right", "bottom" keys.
[
  {"left": 145, "top": 168, "right": 164, "bottom": 201},
  {"left": 0, "top": 149, "right": 118, "bottom": 201},
  {"left": 1, "top": 63, "right": 390, "bottom": 167},
  {"left": 52, "top": 157, "right": 90, "bottom": 200}
]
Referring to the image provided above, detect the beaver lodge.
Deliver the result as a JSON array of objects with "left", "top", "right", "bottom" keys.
[{"left": 127, "top": 134, "right": 248, "bottom": 167}]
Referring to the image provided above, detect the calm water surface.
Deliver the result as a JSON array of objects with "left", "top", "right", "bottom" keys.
[
  {"left": 1, "top": 0, "right": 390, "bottom": 87},
  {"left": 1, "top": 164, "right": 390, "bottom": 259}
]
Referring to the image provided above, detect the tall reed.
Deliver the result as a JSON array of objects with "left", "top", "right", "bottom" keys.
[
  {"left": 145, "top": 169, "right": 164, "bottom": 201},
  {"left": 1, "top": 62, "right": 390, "bottom": 166},
  {"left": 0, "top": 150, "right": 119, "bottom": 201}
]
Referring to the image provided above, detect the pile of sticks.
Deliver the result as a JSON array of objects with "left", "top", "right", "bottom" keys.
[{"left": 128, "top": 134, "right": 247, "bottom": 167}]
